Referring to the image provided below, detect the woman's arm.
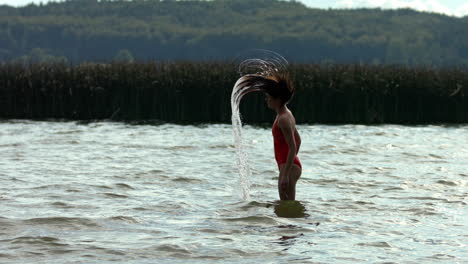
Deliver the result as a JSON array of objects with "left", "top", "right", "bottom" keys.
[{"left": 295, "top": 128, "right": 301, "bottom": 154}]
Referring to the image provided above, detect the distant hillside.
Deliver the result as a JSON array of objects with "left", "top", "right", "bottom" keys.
[{"left": 0, "top": 0, "right": 467, "bottom": 65}]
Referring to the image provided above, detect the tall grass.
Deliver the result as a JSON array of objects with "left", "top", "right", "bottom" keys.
[{"left": 0, "top": 61, "right": 466, "bottom": 124}]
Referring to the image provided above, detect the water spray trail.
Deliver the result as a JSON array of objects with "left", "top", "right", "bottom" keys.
[{"left": 230, "top": 76, "right": 261, "bottom": 200}]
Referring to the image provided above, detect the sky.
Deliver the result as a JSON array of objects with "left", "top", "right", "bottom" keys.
[
  {"left": 0, "top": 0, "right": 467, "bottom": 17},
  {"left": 301, "top": 0, "right": 468, "bottom": 17}
]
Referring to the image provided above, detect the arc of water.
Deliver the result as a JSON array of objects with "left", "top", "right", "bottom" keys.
[{"left": 230, "top": 76, "right": 263, "bottom": 200}]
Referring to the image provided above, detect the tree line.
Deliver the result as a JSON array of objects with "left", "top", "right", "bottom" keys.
[{"left": 0, "top": 0, "right": 467, "bottom": 65}]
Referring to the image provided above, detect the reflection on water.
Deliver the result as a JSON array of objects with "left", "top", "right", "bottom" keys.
[
  {"left": 273, "top": 200, "right": 309, "bottom": 218},
  {"left": 0, "top": 120, "right": 467, "bottom": 264}
]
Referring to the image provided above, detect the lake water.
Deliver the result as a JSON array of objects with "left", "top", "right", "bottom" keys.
[{"left": 1, "top": 120, "right": 467, "bottom": 263}]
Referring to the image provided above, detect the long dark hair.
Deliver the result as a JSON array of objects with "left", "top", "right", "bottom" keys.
[
  {"left": 234, "top": 51, "right": 294, "bottom": 105},
  {"left": 235, "top": 72, "right": 294, "bottom": 105}
]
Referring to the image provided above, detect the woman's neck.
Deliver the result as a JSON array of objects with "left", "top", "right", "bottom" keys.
[{"left": 276, "top": 104, "right": 287, "bottom": 115}]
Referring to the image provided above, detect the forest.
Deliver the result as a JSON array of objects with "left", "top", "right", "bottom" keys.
[{"left": 0, "top": 0, "right": 467, "bottom": 65}]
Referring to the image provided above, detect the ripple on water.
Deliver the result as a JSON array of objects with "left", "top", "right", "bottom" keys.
[
  {"left": 436, "top": 180, "right": 464, "bottom": 186},
  {"left": 134, "top": 169, "right": 168, "bottom": 179},
  {"left": 8, "top": 236, "right": 67, "bottom": 247},
  {"left": 221, "top": 215, "right": 279, "bottom": 225},
  {"left": 356, "top": 241, "right": 392, "bottom": 248},
  {"left": 106, "top": 216, "right": 139, "bottom": 223},
  {"left": 0, "top": 253, "right": 13, "bottom": 259},
  {"left": 114, "top": 183, "right": 135, "bottom": 189},
  {"left": 49, "top": 202, "right": 72, "bottom": 208},
  {"left": 31, "top": 184, "right": 70, "bottom": 190},
  {"left": 23, "top": 217, "right": 102, "bottom": 229},
  {"left": 172, "top": 177, "right": 203, "bottom": 183},
  {"left": 102, "top": 192, "right": 128, "bottom": 199},
  {"left": 399, "top": 207, "right": 439, "bottom": 216},
  {"left": 0, "top": 217, "right": 18, "bottom": 231}
]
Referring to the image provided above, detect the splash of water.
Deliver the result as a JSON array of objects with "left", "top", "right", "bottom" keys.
[
  {"left": 230, "top": 50, "right": 289, "bottom": 200},
  {"left": 231, "top": 77, "right": 260, "bottom": 200}
]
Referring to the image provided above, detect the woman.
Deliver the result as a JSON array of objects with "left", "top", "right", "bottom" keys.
[{"left": 235, "top": 73, "right": 302, "bottom": 200}]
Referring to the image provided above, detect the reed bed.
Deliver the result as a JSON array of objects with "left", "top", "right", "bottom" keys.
[{"left": 0, "top": 61, "right": 467, "bottom": 124}]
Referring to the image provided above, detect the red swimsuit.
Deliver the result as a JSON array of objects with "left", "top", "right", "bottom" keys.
[{"left": 272, "top": 119, "right": 302, "bottom": 170}]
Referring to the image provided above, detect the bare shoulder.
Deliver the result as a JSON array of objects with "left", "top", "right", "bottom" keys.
[{"left": 277, "top": 112, "right": 294, "bottom": 129}]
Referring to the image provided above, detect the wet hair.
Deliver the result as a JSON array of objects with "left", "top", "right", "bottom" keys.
[
  {"left": 235, "top": 72, "right": 294, "bottom": 105},
  {"left": 265, "top": 73, "right": 294, "bottom": 105},
  {"left": 234, "top": 50, "right": 294, "bottom": 106}
]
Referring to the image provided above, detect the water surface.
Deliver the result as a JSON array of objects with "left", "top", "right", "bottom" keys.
[{"left": 1, "top": 120, "right": 467, "bottom": 263}]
